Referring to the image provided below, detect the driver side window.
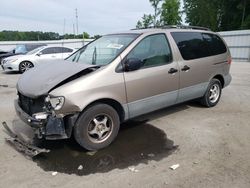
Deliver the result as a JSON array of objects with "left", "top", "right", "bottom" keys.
[{"left": 127, "top": 34, "right": 172, "bottom": 68}]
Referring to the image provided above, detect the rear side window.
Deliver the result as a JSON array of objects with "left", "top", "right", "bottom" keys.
[
  {"left": 202, "top": 33, "right": 227, "bottom": 56},
  {"left": 60, "top": 47, "right": 73, "bottom": 53},
  {"left": 171, "top": 32, "right": 227, "bottom": 60},
  {"left": 127, "top": 34, "right": 172, "bottom": 68},
  {"left": 41, "top": 47, "right": 55, "bottom": 55}
]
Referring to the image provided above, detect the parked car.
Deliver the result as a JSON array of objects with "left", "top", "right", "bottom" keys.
[
  {"left": 1, "top": 46, "right": 75, "bottom": 73},
  {"left": 0, "top": 43, "right": 46, "bottom": 64},
  {"left": 0, "top": 49, "right": 8, "bottom": 55},
  {"left": 15, "top": 26, "right": 232, "bottom": 150}
]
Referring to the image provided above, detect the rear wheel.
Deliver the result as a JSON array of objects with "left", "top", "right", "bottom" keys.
[
  {"left": 74, "top": 104, "right": 120, "bottom": 150},
  {"left": 19, "top": 61, "right": 34, "bottom": 73},
  {"left": 200, "top": 78, "right": 222, "bottom": 107}
]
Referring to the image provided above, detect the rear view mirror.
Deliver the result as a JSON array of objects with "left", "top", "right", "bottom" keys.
[{"left": 124, "top": 58, "right": 143, "bottom": 72}]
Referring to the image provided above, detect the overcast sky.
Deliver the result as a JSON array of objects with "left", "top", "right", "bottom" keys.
[{"left": 0, "top": 0, "right": 158, "bottom": 35}]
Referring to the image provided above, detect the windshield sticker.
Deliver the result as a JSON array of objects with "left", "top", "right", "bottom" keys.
[{"left": 107, "top": 43, "right": 124, "bottom": 49}]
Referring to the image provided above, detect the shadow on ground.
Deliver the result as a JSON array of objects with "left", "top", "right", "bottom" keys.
[
  {"left": 33, "top": 121, "right": 178, "bottom": 176},
  {"left": 9, "top": 100, "right": 205, "bottom": 176},
  {"left": 1, "top": 71, "right": 20, "bottom": 75}
]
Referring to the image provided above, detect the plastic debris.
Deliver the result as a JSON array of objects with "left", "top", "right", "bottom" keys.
[
  {"left": 170, "top": 164, "right": 180, "bottom": 170},
  {"left": 128, "top": 167, "right": 139, "bottom": 173},
  {"left": 86, "top": 151, "right": 97, "bottom": 156},
  {"left": 147, "top": 153, "right": 155, "bottom": 157},
  {"left": 52, "top": 171, "right": 58, "bottom": 176},
  {"left": 0, "top": 84, "right": 8, "bottom": 88},
  {"left": 78, "top": 165, "right": 83, "bottom": 170}
]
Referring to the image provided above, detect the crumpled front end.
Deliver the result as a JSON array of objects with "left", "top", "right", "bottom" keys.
[
  {"left": 15, "top": 60, "right": 99, "bottom": 140},
  {"left": 15, "top": 92, "right": 78, "bottom": 140}
]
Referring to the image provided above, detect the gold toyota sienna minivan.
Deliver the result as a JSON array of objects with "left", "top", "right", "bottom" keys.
[{"left": 15, "top": 26, "right": 232, "bottom": 150}]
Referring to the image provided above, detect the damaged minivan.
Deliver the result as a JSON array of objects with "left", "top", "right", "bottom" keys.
[{"left": 15, "top": 26, "right": 232, "bottom": 150}]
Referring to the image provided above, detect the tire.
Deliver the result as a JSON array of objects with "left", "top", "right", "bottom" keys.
[
  {"left": 19, "top": 61, "right": 34, "bottom": 73},
  {"left": 200, "top": 78, "right": 222, "bottom": 107},
  {"left": 74, "top": 103, "right": 120, "bottom": 151}
]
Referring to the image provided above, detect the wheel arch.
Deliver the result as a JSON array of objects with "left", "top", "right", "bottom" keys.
[
  {"left": 212, "top": 74, "right": 225, "bottom": 88},
  {"left": 79, "top": 98, "right": 125, "bottom": 123},
  {"left": 19, "top": 60, "right": 34, "bottom": 71}
]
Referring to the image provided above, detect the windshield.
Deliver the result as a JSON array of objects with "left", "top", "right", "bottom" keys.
[
  {"left": 27, "top": 46, "right": 45, "bottom": 55},
  {"left": 15, "top": 45, "right": 27, "bottom": 54},
  {"left": 67, "top": 34, "right": 139, "bottom": 65}
]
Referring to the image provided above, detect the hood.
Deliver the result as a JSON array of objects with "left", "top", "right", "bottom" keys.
[
  {"left": 4, "top": 54, "right": 25, "bottom": 61},
  {"left": 17, "top": 60, "right": 97, "bottom": 98}
]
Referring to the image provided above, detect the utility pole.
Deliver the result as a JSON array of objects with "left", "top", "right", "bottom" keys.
[
  {"left": 73, "top": 23, "right": 75, "bottom": 38},
  {"left": 75, "top": 8, "right": 79, "bottom": 35},
  {"left": 63, "top": 18, "right": 66, "bottom": 46}
]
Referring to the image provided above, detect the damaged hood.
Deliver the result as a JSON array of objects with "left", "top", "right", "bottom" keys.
[{"left": 17, "top": 60, "right": 97, "bottom": 98}]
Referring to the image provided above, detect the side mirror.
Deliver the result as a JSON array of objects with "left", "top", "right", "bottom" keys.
[
  {"left": 124, "top": 58, "right": 143, "bottom": 72},
  {"left": 36, "top": 52, "right": 42, "bottom": 56}
]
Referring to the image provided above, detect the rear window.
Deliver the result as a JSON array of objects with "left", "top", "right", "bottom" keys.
[{"left": 171, "top": 32, "right": 227, "bottom": 60}]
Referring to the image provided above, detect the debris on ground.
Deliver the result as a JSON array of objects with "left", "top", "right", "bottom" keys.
[
  {"left": 128, "top": 167, "right": 139, "bottom": 173},
  {"left": 86, "top": 151, "right": 97, "bottom": 156},
  {"left": 170, "top": 164, "right": 180, "bottom": 170},
  {"left": 193, "top": 161, "right": 199, "bottom": 164},
  {"left": 78, "top": 165, "right": 83, "bottom": 170},
  {"left": 2, "top": 122, "right": 50, "bottom": 157},
  {"left": 52, "top": 171, "right": 58, "bottom": 176},
  {"left": 0, "top": 84, "right": 8, "bottom": 88},
  {"left": 147, "top": 153, "right": 155, "bottom": 157}
]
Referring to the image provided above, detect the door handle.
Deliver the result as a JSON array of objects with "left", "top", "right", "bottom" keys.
[
  {"left": 168, "top": 68, "right": 178, "bottom": 74},
  {"left": 181, "top": 65, "right": 190, "bottom": 72}
]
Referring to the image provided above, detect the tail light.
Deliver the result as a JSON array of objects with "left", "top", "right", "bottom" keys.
[{"left": 227, "top": 57, "right": 232, "bottom": 65}]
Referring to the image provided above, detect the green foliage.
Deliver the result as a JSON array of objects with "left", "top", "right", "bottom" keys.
[
  {"left": 161, "top": 0, "right": 181, "bottom": 25},
  {"left": 149, "top": 0, "right": 162, "bottom": 26},
  {"left": 83, "top": 32, "right": 90, "bottom": 39},
  {"left": 184, "top": 0, "right": 250, "bottom": 31},
  {"left": 136, "top": 0, "right": 181, "bottom": 29},
  {"left": 92, "top": 35, "right": 102, "bottom": 39},
  {"left": 136, "top": 14, "right": 154, "bottom": 29},
  {"left": 0, "top": 31, "right": 92, "bottom": 41}
]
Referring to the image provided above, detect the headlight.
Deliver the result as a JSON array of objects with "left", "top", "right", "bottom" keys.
[{"left": 45, "top": 96, "right": 65, "bottom": 110}]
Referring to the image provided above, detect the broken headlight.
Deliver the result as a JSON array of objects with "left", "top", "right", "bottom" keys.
[{"left": 45, "top": 96, "right": 65, "bottom": 110}]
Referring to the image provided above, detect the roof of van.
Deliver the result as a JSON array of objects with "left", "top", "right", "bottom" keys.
[{"left": 109, "top": 25, "right": 213, "bottom": 35}]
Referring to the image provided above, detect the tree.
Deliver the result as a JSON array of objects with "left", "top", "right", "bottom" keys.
[
  {"left": 184, "top": 0, "right": 222, "bottom": 31},
  {"left": 184, "top": 0, "right": 250, "bottom": 31},
  {"left": 161, "top": 0, "right": 181, "bottom": 25},
  {"left": 149, "top": 0, "right": 162, "bottom": 26},
  {"left": 136, "top": 14, "right": 154, "bottom": 29},
  {"left": 136, "top": 0, "right": 182, "bottom": 29}
]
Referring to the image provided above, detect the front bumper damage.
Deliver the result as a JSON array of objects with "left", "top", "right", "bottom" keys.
[
  {"left": 14, "top": 99, "right": 78, "bottom": 140},
  {"left": 2, "top": 122, "right": 50, "bottom": 157}
]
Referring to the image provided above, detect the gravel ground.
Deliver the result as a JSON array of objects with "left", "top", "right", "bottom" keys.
[{"left": 0, "top": 62, "right": 250, "bottom": 188}]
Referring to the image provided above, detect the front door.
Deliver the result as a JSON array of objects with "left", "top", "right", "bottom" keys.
[{"left": 123, "top": 33, "right": 179, "bottom": 118}]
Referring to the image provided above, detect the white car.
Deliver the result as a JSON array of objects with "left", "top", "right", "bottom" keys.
[{"left": 1, "top": 46, "right": 75, "bottom": 73}]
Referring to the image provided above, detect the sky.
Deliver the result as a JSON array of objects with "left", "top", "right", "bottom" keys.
[{"left": 0, "top": 0, "right": 184, "bottom": 36}]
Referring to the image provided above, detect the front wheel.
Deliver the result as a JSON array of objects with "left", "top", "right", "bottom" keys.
[
  {"left": 200, "top": 78, "right": 222, "bottom": 107},
  {"left": 74, "top": 104, "right": 120, "bottom": 151},
  {"left": 19, "top": 61, "right": 34, "bottom": 73}
]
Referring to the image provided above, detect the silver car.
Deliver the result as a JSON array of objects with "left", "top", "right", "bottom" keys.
[
  {"left": 2, "top": 46, "right": 75, "bottom": 73},
  {"left": 15, "top": 26, "right": 232, "bottom": 150}
]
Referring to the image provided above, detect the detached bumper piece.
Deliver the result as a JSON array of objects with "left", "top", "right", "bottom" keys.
[{"left": 2, "top": 122, "right": 50, "bottom": 158}]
